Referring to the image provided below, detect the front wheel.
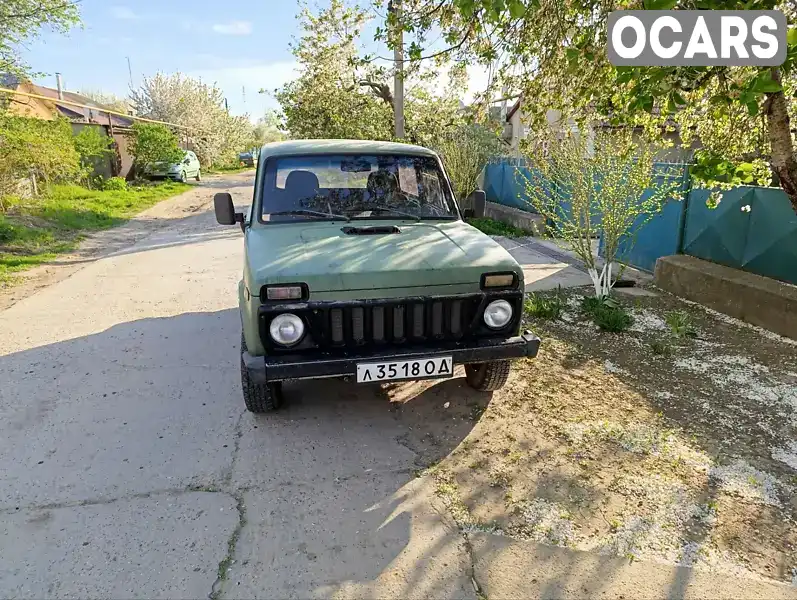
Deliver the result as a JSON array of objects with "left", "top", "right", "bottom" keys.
[
  {"left": 465, "top": 360, "right": 511, "bottom": 392},
  {"left": 241, "top": 332, "right": 283, "bottom": 412},
  {"left": 179, "top": 170, "right": 187, "bottom": 183}
]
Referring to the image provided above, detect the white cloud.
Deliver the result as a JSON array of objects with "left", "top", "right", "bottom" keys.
[
  {"left": 212, "top": 21, "right": 253, "bottom": 36},
  {"left": 109, "top": 5, "right": 138, "bottom": 20}
]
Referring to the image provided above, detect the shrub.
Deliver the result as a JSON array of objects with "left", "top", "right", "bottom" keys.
[
  {"left": 593, "top": 305, "right": 633, "bottom": 332},
  {"left": 525, "top": 291, "right": 564, "bottom": 320},
  {"left": 665, "top": 311, "right": 698, "bottom": 339},
  {"left": 0, "top": 116, "right": 80, "bottom": 209},
  {"left": 581, "top": 295, "right": 632, "bottom": 332},
  {"left": 103, "top": 177, "right": 127, "bottom": 191},
  {"left": 128, "top": 122, "right": 183, "bottom": 169}
]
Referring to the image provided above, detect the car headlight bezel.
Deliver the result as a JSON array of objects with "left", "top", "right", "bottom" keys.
[
  {"left": 269, "top": 313, "right": 305, "bottom": 346},
  {"left": 483, "top": 299, "right": 514, "bottom": 329}
]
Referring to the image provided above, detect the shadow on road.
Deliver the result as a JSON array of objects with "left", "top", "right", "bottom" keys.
[{"left": 0, "top": 307, "right": 484, "bottom": 598}]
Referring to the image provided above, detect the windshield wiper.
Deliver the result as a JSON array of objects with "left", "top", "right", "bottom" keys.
[
  {"left": 268, "top": 209, "right": 350, "bottom": 221},
  {"left": 366, "top": 206, "right": 421, "bottom": 221}
]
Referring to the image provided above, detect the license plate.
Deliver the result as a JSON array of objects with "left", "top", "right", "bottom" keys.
[{"left": 356, "top": 356, "right": 453, "bottom": 383}]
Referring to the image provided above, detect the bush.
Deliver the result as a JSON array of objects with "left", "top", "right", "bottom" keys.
[
  {"left": 103, "top": 177, "right": 127, "bottom": 191},
  {"left": 581, "top": 296, "right": 632, "bottom": 332},
  {"left": 650, "top": 339, "right": 674, "bottom": 356},
  {"left": 593, "top": 306, "right": 633, "bottom": 332},
  {"left": 128, "top": 122, "right": 183, "bottom": 169},
  {"left": 525, "top": 291, "right": 564, "bottom": 320},
  {"left": 0, "top": 116, "right": 80, "bottom": 209}
]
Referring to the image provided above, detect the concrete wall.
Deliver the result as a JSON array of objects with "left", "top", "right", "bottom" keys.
[{"left": 654, "top": 254, "right": 797, "bottom": 340}]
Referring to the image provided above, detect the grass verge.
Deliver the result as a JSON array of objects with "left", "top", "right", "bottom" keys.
[
  {"left": 0, "top": 181, "right": 190, "bottom": 285},
  {"left": 466, "top": 217, "right": 534, "bottom": 238}
]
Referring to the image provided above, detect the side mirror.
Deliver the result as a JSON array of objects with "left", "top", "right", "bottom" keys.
[
  {"left": 466, "top": 189, "right": 486, "bottom": 218},
  {"left": 183, "top": 158, "right": 191, "bottom": 165},
  {"left": 214, "top": 192, "right": 245, "bottom": 231}
]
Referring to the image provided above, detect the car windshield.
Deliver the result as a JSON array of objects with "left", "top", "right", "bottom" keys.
[{"left": 260, "top": 154, "right": 459, "bottom": 222}]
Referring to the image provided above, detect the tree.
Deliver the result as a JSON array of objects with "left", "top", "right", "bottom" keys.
[
  {"left": 128, "top": 122, "right": 183, "bottom": 170},
  {"left": 130, "top": 73, "right": 253, "bottom": 167},
  {"left": 521, "top": 128, "right": 684, "bottom": 298},
  {"left": 78, "top": 89, "right": 131, "bottom": 115},
  {"left": 251, "top": 111, "right": 287, "bottom": 146},
  {"left": 273, "top": 0, "right": 393, "bottom": 141},
  {"left": 273, "top": 0, "right": 490, "bottom": 147},
  {"left": 434, "top": 124, "right": 504, "bottom": 198},
  {"left": 0, "top": 0, "right": 80, "bottom": 77},
  {"left": 377, "top": 0, "right": 797, "bottom": 215}
]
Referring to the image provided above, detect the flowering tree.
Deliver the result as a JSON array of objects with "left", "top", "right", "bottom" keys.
[
  {"left": 521, "top": 128, "right": 684, "bottom": 298},
  {"left": 130, "top": 73, "right": 253, "bottom": 167}
]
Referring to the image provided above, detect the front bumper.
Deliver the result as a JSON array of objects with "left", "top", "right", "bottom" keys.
[{"left": 243, "top": 331, "right": 541, "bottom": 384}]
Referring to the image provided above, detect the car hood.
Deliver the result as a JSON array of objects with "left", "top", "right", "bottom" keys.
[{"left": 246, "top": 220, "right": 521, "bottom": 293}]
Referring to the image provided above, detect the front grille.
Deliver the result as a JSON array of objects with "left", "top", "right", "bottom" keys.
[{"left": 259, "top": 293, "right": 523, "bottom": 353}]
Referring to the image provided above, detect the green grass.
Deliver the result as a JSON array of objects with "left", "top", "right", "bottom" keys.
[
  {"left": 1, "top": 181, "right": 190, "bottom": 284},
  {"left": 525, "top": 290, "right": 564, "bottom": 320},
  {"left": 466, "top": 217, "right": 534, "bottom": 238},
  {"left": 580, "top": 295, "right": 633, "bottom": 333}
]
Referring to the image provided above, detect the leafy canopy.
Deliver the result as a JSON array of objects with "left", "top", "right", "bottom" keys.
[
  {"left": 0, "top": 0, "right": 80, "bottom": 77},
  {"left": 128, "top": 122, "right": 184, "bottom": 168}
]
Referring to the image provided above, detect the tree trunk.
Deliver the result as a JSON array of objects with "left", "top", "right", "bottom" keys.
[{"left": 766, "top": 69, "right": 797, "bottom": 215}]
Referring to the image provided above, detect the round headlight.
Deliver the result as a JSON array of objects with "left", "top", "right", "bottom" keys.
[
  {"left": 483, "top": 300, "right": 513, "bottom": 329},
  {"left": 269, "top": 313, "right": 305, "bottom": 346}
]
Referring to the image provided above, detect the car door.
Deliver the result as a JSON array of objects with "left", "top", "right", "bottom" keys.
[{"left": 188, "top": 152, "right": 200, "bottom": 176}]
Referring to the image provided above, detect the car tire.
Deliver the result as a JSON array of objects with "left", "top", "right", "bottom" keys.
[
  {"left": 465, "top": 360, "right": 511, "bottom": 392},
  {"left": 179, "top": 170, "right": 187, "bottom": 183},
  {"left": 240, "top": 332, "right": 283, "bottom": 412},
  {"left": 195, "top": 169, "right": 201, "bottom": 182}
]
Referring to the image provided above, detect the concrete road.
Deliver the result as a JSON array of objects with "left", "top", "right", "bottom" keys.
[
  {"left": 2, "top": 174, "right": 791, "bottom": 599},
  {"left": 0, "top": 173, "right": 474, "bottom": 599}
]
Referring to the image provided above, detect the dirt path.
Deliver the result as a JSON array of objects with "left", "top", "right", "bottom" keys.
[{"left": 0, "top": 171, "right": 253, "bottom": 312}]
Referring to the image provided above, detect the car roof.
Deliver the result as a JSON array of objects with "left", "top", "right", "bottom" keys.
[{"left": 258, "top": 139, "right": 439, "bottom": 160}]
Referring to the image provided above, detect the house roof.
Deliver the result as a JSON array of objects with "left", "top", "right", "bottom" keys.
[
  {"left": 14, "top": 81, "right": 135, "bottom": 128},
  {"left": 259, "top": 139, "right": 439, "bottom": 160},
  {"left": 506, "top": 98, "right": 522, "bottom": 121}
]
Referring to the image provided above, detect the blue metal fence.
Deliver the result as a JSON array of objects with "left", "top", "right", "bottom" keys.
[{"left": 481, "top": 158, "right": 797, "bottom": 283}]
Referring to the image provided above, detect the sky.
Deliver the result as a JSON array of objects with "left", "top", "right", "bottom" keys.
[{"left": 21, "top": 0, "right": 492, "bottom": 121}]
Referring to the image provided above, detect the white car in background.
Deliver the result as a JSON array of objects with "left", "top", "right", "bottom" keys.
[{"left": 145, "top": 151, "right": 201, "bottom": 182}]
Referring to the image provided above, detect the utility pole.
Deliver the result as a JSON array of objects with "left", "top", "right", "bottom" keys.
[{"left": 389, "top": 0, "right": 404, "bottom": 140}]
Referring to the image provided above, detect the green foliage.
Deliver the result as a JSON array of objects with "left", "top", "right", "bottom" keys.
[
  {"left": 592, "top": 305, "right": 633, "bottom": 333},
  {"left": 467, "top": 217, "right": 532, "bottom": 237},
  {"left": 0, "top": 0, "right": 80, "bottom": 78},
  {"left": 128, "top": 122, "right": 183, "bottom": 169},
  {"left": 102, "top": 177, "right": 127, "bottom": 191},
  {"left": 434, "top": 125, "right": 504, "bottom": 198},
  {"left": 1, "top": 181, "right": 188, "bottom": 284},
  {"left": 0, "top": 115, "right": 80, "bottom": 209},
  {"left": 73, "top": 126, "right": 112, "bottom": 186},
  {"left": 581, "top": 295, "right": 632, "bottom": 332},
  {"left": 130, "top": 73, "right": 253, "bottom": 166},
  {"left": 525, "top": 290, "right": 564, "bottom": 320},
  {"left": 665, "top": 311, "right": 698, "bottom": 339},
  {"left": 379, "top": 0, "right": 797, "bottom": 213},
  {"left": 521, "top": 129, "right": 683, "bottom": 297}
]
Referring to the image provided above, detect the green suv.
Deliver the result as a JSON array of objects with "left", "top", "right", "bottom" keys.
[{"left": 214, "top": 139, "right": 539, "bottom": 412}]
